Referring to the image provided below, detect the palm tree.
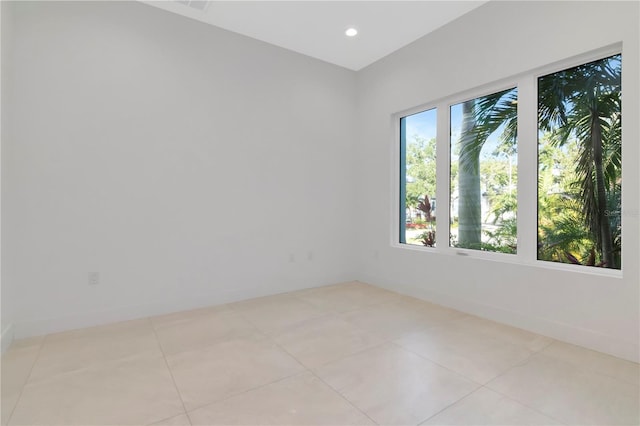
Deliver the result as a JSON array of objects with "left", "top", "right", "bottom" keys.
[
  {"left": 455, "top": 88, "right": 518, "bottom": 249},
  {"left": 457, "top": 100, "right": 481, "bottom": 248},
  {"left": 538, "top": 54, "right": 622, "bottom": 268},
  {"left": 453, "top": 55, "right": 621, "bottom": 265}
]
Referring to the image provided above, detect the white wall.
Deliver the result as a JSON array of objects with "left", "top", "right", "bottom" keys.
[
  {"left": 2, "top": 1, "right": 356, "bottom": 338},
  {"left": 355, "top": 1, "right": 640, "bottom": 362},
  {"left": 3, "top": 0, "right": 639, "bottom": 363},
  {"left": 1, "top": 1, "right": 15, "bottom": 352}
]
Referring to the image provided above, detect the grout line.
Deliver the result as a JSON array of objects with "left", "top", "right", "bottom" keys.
[
  {"left": 384, "top": 339, "right": 493, "bottom": 425},
  {"left": 311, "top": 339, "right": 391, "bottom": 370},
  {"left": 169, "top": 322, "right": 309, "bottom": 415},
  {"left": 533, "top": 337, "right": 556, "bottom": 354},
  {"left": 388, "top": 340, "right": 486, "bottom": 387},
  {"left": 4, "top": 336, "right": 46, "bottom": 425},
  {"left": 264, "top": 328, "right": 379, "bottom": 424},
  {"left": 416, "top": 385, "right": 479, "bottom": 425},
  {"left": 516, "top": 339, "right": 640, "bottom": 387},
  {"left": 309, "top": 369, "right": 380, "bottom": 425},
  {"left": 248, "top": 312, "right": 395, "bottom": 378},
  {"left": 482, "top": 347, "right": 546, "bottom": 387},
  {"left": 185, "top": 411, "right": 194, "bottom": 426},
  {"left": 479, "top": 352, "right": 569, "bottom": 423},
  {"left": 149, "top": 412, "right": 192, "bottom": 426},
  {"left": 531, "top": 340, "right": 640, "bottom": 388},
  {"left": 226, "top": 298, "right": 335, "bottom": 337},
  {"left": 261, "top": 319, "right": 473, "bottom": 426},
  {"left": 388, "top": 322, "right": 558, "bottom": 387},
  {"left": 482, "top": 385, "right": 568, "bottom": 425},
  {"left": 185, "top": 370, "right": 309, "bottom": 415},
  {"left": 483, "top": 350, "right": 637, "bottom": 425},
  {"left": 149, "top": 318, "right": 191, "bottom": 422},
  {"left": 10, "top": 284, "right": 626, "bottom": 426},
  {"left": 182, "top": 307, "right": 391, "bottom": 420}
]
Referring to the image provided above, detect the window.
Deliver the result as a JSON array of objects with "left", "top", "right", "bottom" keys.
[
  {"left": 399, "top": 108, "right": 437, "bottom": 246},
  {"left": 397, "top": 49, "right": 622, "bottom": 272},
  {"left": 537, "top": 54, "right": 622, "bottom": 269},
  {"left": 450, "top": 88, "right": 518, "bottom": 253}
]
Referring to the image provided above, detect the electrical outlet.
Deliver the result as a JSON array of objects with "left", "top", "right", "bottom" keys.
[{"left": 88, "top": 272, "right": 100, "bottom": 285}]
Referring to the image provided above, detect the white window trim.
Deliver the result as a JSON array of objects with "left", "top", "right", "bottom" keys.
[{"left": 391, "top": 43, "right": 624, "bottom": 279}]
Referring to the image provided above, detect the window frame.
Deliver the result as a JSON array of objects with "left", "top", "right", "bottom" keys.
[
  {"left": 398, "top": 106, "right": 438, "bottom": 247},
  {"left": 448, "top": 86, "right": 519, "bottom": 255},
  {"left": 391, "top": 43, "right": 623, "bottom": 278}
]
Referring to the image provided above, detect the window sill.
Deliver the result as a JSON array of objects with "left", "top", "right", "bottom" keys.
[{"left": 392, "top": 242, "right": 623, "bottom": 279}]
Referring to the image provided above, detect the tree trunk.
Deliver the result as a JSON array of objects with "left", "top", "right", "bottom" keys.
[
  {"left": 591, "top": 112, "right": 615, "bottom": 268},
  {"left": 458, "top": 100, "right": 481, "bottom": 248}
]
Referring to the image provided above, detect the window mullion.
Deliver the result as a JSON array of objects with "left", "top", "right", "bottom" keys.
[
  {"left": 399, "top": 118, "right": 407, "bottom": 244},
  {"left": 516, "top": 76, "right": 538, "bottom": 263},
  {"left": 435, "top": 102, "right": 450, "bottom": 253}
]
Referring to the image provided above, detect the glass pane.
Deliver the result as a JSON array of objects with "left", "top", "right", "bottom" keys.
[
  {"left": 450, "top": 88, "right": 518, "bottom": 253},
  {"left": 537, "top": 54, "right": 621, "bottom": 269},
  {"left": 400, "top": 108, "right": 437, "bottom": 247}
]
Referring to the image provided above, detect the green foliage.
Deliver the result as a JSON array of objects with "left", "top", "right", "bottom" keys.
[
  {"left": 538, "top": 54, "right": 622, "bottom": 269},
  {"left": 418, "top": 229, "right": 436, "bottom": 247},
  {"left": 404, "top": 54, "right": 622, "bottom": 267},
  {"left": 482, "top": 219, "right": 517, "bottom": 254},
  {"left": 538, "top": 136, "right": 594, "bottom": 263},
  {"left": 452, "top": 87, "right": 518, "bottom": 252},
  {"left": 480, "top": 158, "right": 517, "bottom": 224},
  {"left": 405, "top": 135, "right": 436, "bottom": 209}
]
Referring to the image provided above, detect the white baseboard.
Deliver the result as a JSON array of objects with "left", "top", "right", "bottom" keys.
[
  {"left": 363, "top": 277, "right": 639, "bottom": 363},
  {"left": 11, "top": 279, "right": 348, "bottom": 340},
  {"left": 12, "top": 276, "right": 636, "bottom": 364},
  {"left": 1, "top": 322, "right": 14, "bottom": 354}
]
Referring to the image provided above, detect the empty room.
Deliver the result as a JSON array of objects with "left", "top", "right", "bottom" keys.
[{"left": 1, "top": 1, "right": 639, "bottom": 425}]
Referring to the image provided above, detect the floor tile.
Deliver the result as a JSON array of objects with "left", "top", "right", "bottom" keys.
[
  {"left": 149, "top": 413, "right": 191, "bottom": 426},
  {"left": 151, "top": 305, "right": 230, "bottom": 325},
  {"left": 422, "top": 387, "right": 563, "bottom": 425},
  {"left": 1, "top": 393, "right": 19, "bottom": 426},
  {"left": 5, "top": 336, "right": 45, "bottom": 350},
  {"left": 294, "top": 281, "right": 401, "bottom": 313},
  {"left": 541, "top": 341, "right": 639, "bottom": 386},
  {"left": 272, "top": 315, "right": 384, "bottom": 368},
  {"left": 152, "top": 306, "right": 257, "bottom": 356},
  {"left": 230, "top": 294, "right": 328, "bottom": 334},
  {"left": 395, "top": 322, "right": 534, "bottom": 384},
  {"left": 1, "top": 339, "right": 43, "bottom": 425},
  {"left": 188, "top": 372, "right": 374, "bottom": 425},
  {"left": 166, "top": 333, "right": 305, "bottom": 411},
  {"left": 340, "top": 296, "right": 466, "bottom": 340},
  {"left": 315, "top": 342, "right": 478, "bottom": 425},
  {"left": 447, "top": 316, "right": 554, "bottom": 352},
  {"left": 30, "top": 318, "right": 161, "bottom": 381},
  {"left": 5, "top": 281, "right": 636, "bottom": 426},
  {"left": 487, "top": 353, "right": 640, "bottom": 425},
  {"left": 9, "top": 354, "right": 184, "bottom": 426}
]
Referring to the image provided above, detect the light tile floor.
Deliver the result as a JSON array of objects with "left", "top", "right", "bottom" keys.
[{"left": 1, "top": 281, "right": 639, "bottom": 425}]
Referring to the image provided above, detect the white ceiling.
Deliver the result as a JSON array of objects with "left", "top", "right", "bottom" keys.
[{"left": 141, "top": 1, "right": 488, "bottom": 71}]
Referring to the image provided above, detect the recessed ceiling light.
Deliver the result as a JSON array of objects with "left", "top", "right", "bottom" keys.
[{"left": 345, "top": 28, "right": 358, "bottom": 37}]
